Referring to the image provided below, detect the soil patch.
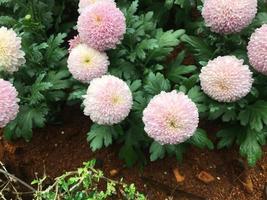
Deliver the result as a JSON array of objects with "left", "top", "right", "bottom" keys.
[{"left": 0, "top": 106, "right": 266, "bottom": 200}]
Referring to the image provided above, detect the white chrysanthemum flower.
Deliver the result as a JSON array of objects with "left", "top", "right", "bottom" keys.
[
  {"left": 0, "top": 79, "right": 20, "bottom": 128},
  {"left": 0, "top": 27, "right": 25, "bottom": 73},
  {"left": 247, "top": 24, "right": 267, "bottom": 75},
  {"left": 202, "top": 0, "right": 257, "bottom": 34},
  {"left": 142, "top": 91, "right": 199, "bottom": 145},
  {"left": 199, "top": 56, "right": 253, "bottom": 102},
  {"left": 67, "top": 44, "right": 109, "bottom": 83},
  {"left": 83, "top": 75, "right": 133, "bottom": 125}
]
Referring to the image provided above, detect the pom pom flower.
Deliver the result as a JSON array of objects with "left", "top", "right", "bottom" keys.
[
  {"left": 0, "top": 27, "right": 25, "bottom": 73},
  {"left": 77, "top": 2, "right": 126, "bottom": 51},
  {"left": 67, "top": 44, "right": 109, "bottom": 83},
  {"left": 247, "top": 24, "right": 267, "bottom": 75},
  {"left": 83, "top": 75, "right": 133, "bottom": 125},
  {"left": 0, "top": 79, "right": 19, "bottom": 128},
  {"left": 142, "top": 91, "right": 199, "bottom": 145},
  {"left": 202, "top": 0, "right": 257, "bottom": 34},
  {"left": 199, "top": 56, "right": 253, "bottom": 102},
  {"left": 78, "top": 0, "right": 115, "bottom": 13}
]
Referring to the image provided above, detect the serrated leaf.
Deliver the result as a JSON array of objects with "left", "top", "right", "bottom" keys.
[
  {"left": 189, "top": 129, "right": 214, "bottom": 150},
  {"left": 238, "top": 100, "right": 267, "bottom": 132},
  {"left": 187, "top": 86, "right": 205, "bottom": 103},
  {"left": 240, "top": 129, "right": 263, "bottom": 167},
  {"left": 216, "top": 127, "right": 241, "bottom": 149},
  {"left": 180, "top": 34, "right": 213, "bottom": 62},
  {"left": 144, "top": 72, "right": 171, "bottom": 95},
  {"left": 149, "top": 141, "right": 165, "bottom": 161},
  {"left": 87, "top": 124, "right": 115, "bottom": 151}
]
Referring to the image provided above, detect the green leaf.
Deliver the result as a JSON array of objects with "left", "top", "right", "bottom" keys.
[
  {"left": 119, "top": 144, "right": 138, "bottom": 167},
  {"left": 30, "top": 74, "right": 53, "bottom": 104},
  {"left": 127, "top": 0, "right": 139, "bottom": 16},
  {"left": 46, "top": 70, "right": 71, "bottom": 90},
  {"left": 87, "top": 124, "right": 115, "bottom": 151},
  {"left": 189, "top": 129, "right": 214, "bottom": 150},
  {"left": 240, "top": 129, "right": 263, "bottom": 167},
  {"left": 149, "top": 141, "right": 165, "bottom": 161},
  {"left": 144, "top": 72, "right": 171, "bottom": 95},
  {"left": 129, "top": 80, "right": 142, "bottom": 93},
  {"left": 187, "top": 86, "right": 205, "bottom": 103},
  {"left": 4, "top": 105, "right": 48, "bottom": 141},
  {"left": 151, "top": 29, "right": 185, "bottom": 60},
  {"left": 216, "top": 127, "right": 243, "bottom": 149},
  {"left": 167, "top": 65, "right": 196, "bottom": 83},
  {"left": 180, "top": 34, "right": 213, "bottom": 62},
  {"left": 238, "top": 100, "right": 267, "bottom": 132}
]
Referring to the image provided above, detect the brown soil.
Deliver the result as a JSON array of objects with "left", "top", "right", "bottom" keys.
[{"left": 0, "top": 106, "right": 267, "bottom": 200}]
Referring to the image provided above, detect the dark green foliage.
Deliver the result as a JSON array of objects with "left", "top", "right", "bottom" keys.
[{"left": 1, "top": 0, "right": 75, "bottom": 139}]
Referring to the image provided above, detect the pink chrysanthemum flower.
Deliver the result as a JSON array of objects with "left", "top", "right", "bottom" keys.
[
  {"left": 0, "top": 79, "right": 19, "bottom": 128},
  {"left": 67, "top": 44, "right": 109, "bottom": 83},
  {"left": 0, "top": 27, "right": 25, "bottom": 73},
  {"left": 68, "top": 35, "right": 81, "bottom": 52},
  {"left": 78, "top": 0, "right": 115, "bottom": 13},
  {"left": 202, "top": 0, "right": 257, "bottom": 34},
  {"left": 247, "top": 24, "right": 267, "bottom": 75},
  {"left": 142, "top": 91, "right": 199, "bottom": 145},
  {"left": 77, "top": 2, "right": 126, "bottom": 51},
  {"left": 83, "top": 75, "right": 133, "bottom": 125},
  {"left": 199, "top": 56, "right": 253, "bottom": 102}
]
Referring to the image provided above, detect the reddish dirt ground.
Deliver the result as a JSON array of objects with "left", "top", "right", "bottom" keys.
[{"left": 0, "top": 106, "right": 267, "bottom": 200}]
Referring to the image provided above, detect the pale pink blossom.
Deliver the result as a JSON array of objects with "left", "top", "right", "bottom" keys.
[
  {"left": 202, "top": 0, "right": 257, "bottom": 34},
  {"left": 77, "top": 2, "right": 126, "bottom": 51},
  {"left": 67, "top": 44, "right": 109, "bottom": 83},
  {"left": 142, "top": 91, "right": 199, "bottom": 145},
  {"left": 199, "top": 56, "right": 253, "bottom": 102},
  {"left": 0, "top": 79, "right": 19, "bottom": 128},
  {"left": 83, "top": 75, "right": 133, "bottom": 125},
  {"left": 247, "top": 24, "right": 267, "bottom": 75}
]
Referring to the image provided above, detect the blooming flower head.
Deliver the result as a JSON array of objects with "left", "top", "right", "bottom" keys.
[
  {"left": 202, "top": 0, "right": 257, "bottom": 34},
  {"left": 67, "top": 44, "right": 109, "bottom": 83},
  {"left": 77, "top": 1, "right": 126, "bottom": 51},
  {"left": 247, "top": 24, "right": 267, "bottom": 75},
  {"left": 0, "top": 27, "right": 25, "bottom": 73},
  {"left": 83, "top": 75, "right": 133, "bottom": 125},
  {"left": 199, "top": 56, "right": 253, "bottom": 102},
  {"left": 142, "top": 91, "right": 199, "bottom": 145},
  {"left": 68, "top": 35, "right": 81, "bottom": 52},
  {"left": 0, "top": 79, "right": 19, "bottom": 128},
  {"left": 78, "top": 0, "right": 115, "bottom": 13}
]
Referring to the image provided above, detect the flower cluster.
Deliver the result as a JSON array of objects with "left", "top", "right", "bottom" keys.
[
  {"left": 0, "top": 79, "right": 19, "bottom": 128},
  {"left": 142, "top": 91, "right": 199, "bottom": 145},
  {"left": 83, "top": 75, "right": 133, "bottom": 125},
  {"left": 247, "top": 24, "right": 267, "bottom": 75},
  {"left": 202, "top": 0, "right": 257, "bottom": 34},
  {"left": 67, "top": 1, "right": 129, "bottom": 124},
  {"left": 199, "top": 56, "right": 253, "bottom": 102},
  {"left": 68, "top": 0, "right": 126, "bottom": 84},
  {"left": 0, "top": 27, "right": 25, "bottom": 73}
]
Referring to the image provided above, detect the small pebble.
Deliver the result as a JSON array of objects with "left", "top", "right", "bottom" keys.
[
  {"left": 61, "top": 131, "right": 65, "bottom": 135},
  {"left": 217, "top": 177, "right": 221, "bottom": 180},
  {"left": 164, "top": 171, "right": 168, "bottom": 175},
  {"left": 54, "top": 143, "right": 58, "bottom": 147}
]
